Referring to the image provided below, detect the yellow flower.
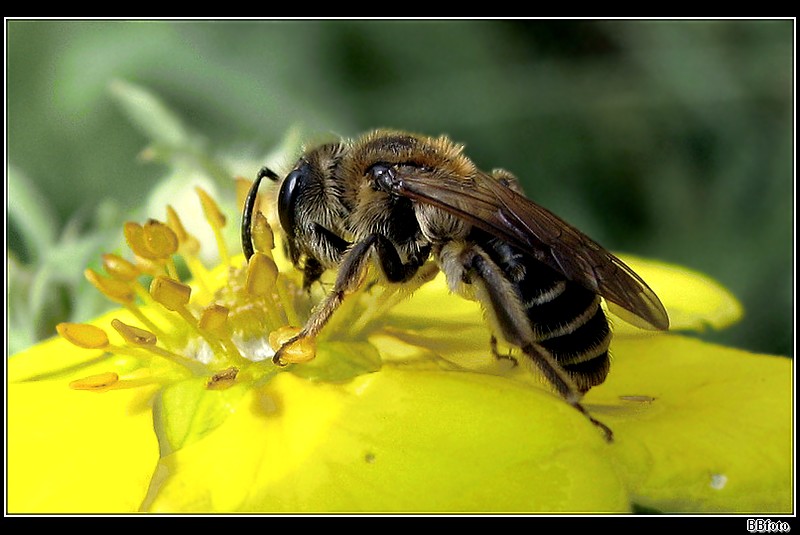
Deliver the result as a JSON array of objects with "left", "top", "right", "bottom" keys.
[{"left": 7, "top": 185, "right": 791, "bottom": 514}]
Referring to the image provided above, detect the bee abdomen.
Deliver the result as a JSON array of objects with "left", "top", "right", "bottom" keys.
[
  {"left": 524, "top": 277, "right": 611, "bottom": 391},
  {"left": 537, "top": 301, "right": 611, "bottom": 392},
  {"left": 479, "top": 232, "right": 612, "bottom": 392}
]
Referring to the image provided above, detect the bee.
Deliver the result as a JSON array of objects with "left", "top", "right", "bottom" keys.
[{"left": 242, "top": 129, "right": 669, "bottom": 441}]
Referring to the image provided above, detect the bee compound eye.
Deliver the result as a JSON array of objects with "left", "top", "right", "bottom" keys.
[{"left": 277, "top": 168, "right": 304, "bottom": 237}]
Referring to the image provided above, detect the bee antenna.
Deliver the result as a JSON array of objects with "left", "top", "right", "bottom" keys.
[
  {"left": 258, "top": 166, "right": 281, "bottom": 182},
  {"left": 241, "top": 167, "right": 279, "bottom": 261}
]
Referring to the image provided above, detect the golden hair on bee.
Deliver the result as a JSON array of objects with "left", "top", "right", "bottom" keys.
[{"left": 342, "top": 129, "right": 477, "bottom": 183}]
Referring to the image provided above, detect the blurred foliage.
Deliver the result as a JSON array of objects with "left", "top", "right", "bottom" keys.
[{"left": 6, "top": 19, "right": 793, "bottom": 357}]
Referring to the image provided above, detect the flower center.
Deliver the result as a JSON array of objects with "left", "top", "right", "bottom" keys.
[{"left": 58, "top": 186, "right": 316, "bottom": 392}]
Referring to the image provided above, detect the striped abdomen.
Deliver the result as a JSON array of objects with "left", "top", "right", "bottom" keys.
[{"left": 475, "top": 230, "right": 612, "bottom": 393}]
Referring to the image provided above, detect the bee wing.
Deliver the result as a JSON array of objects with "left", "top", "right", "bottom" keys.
[{"left": 388, "top": 167, "right": 670, "bottom": 331}]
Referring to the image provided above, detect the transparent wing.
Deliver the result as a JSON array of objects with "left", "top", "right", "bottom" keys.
[{"left": 387, "top": 166, "right": 669, "bottom": 330}]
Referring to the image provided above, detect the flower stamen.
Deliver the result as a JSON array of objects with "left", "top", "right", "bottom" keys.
[
  {"left": 205, "top": 366, "right": 239, "bottom": 390},
  {"left": 86, "top": 266, "right": 179, "bottom": 339},
  {"left": 90, "top": 263, "right": 170, "bottom": 330},
  {"left": 251, "top": 212, "right": 274, "bottom": 259},
  {"left": 165, "top": 204, "right": 210, "bottom": 294},
  {"left": 111, "top": 318, "right": 157, "bottom": 346},
  {"left": 269, "top": 326, "right": 316, "bottom": 364},
  {"left": 195, "top": 186, "right": 230, "bottom": 267},
  {"left": 124, "top": 222, "right": 164, "bottom": 265},
  {"left": 62, "top": 183, "right": 332, "bottom": 397},
  {"left": 246, "top": 213, "right": 302, "bottom": 327},
  {"left": 56, "top": 322, "right": 110, "bottom": 349},
  {"left": 110, "top": 317, "right": 208, "bottom": 374},
  {"left": 165, "top": 205, "right": 200, "bottom": 256},
  {"left": 85, "top": 268, "right": 136, "bottom": 305},
  {"left": 150, "top": 275, "right": 191, "bottom": 312},
  {"left": 275, "top": 275, "right": 301, "bottom": 327},
  {"left": 101, "top": 253, "right": 141, "bottom": 282},
  {"left": 199, "top": 304, "right": 249, "bottom": 365},
  {"left": 143, "top": 220, "right": 180, "bottom": 279},
  {"left": 245, "top": 253, "right": 285, "bottom": 331},
  {"left": 56, "top": 320, "right": 205, "bottom": 376},
  {"left": 149, "top": 275, "right": 229, "bottom": 360},
  {"left": 68, "top": 372, "right": 120, "bottom": 392}
]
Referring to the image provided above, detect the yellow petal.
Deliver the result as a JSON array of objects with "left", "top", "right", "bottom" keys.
[
  {"left": 614, "top": 254, "right": 743, "bottom": 334},
  {"left": 8, "top": 324, "right": 163, "bottom": 513},
  {"left": 10, "top": 327, "right": 111, "bottom": 383},
  {"left": 143, "top": 370, "right": 629, "bottom": 513},
  {"left": 388, "top": 271, "right": 483, "bottom": 325},
  {"left": 586, "top": 334, "right": 792, "bottom": 513},
  {"left": 7, "top": 378, "right": 160, "bottom": 512},
  {"left": 8, "top": 306, "right": 161, "bottom": 383}
]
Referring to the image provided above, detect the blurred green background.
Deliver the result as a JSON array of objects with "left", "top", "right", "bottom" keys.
[{"left": 7, "top": 19, "right": 794, "bottom": 357}]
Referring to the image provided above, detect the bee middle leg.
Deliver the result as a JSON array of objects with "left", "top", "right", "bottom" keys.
[
  {"left": 274, "top": 233, "right": 423, "bottom": 364},
  {"left": 445, "top": 242, "right": 613, "bottom": 442}
]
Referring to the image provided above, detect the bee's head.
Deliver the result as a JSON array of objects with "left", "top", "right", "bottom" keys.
[
  {"left": 241, "top": 143, "right": 348, "bottom": 269},
  {"left": 239, "top": 159, "right": 313, "bottom": 267}
]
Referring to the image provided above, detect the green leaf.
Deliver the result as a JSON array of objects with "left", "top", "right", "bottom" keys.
[
  {"left": 109, "top": 79, "right": 191, "bottom": 147},
  {"left": 7, "top": 255, "right": 37, "bottom": 354},
  {"left": 153, "top": 377, "right": 249, "bottom": 455},
  {"left": 109, "top": 80, "right": 239, "bottom": 189},
  {"left": 8, "top": 165, "right": 58, "bottom": 261}
]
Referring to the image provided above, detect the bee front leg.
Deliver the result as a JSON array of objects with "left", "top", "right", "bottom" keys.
[{"left": 273, "top": 233, "right": 421, "bottom": 365}]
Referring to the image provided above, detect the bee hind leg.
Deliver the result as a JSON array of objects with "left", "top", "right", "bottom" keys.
[
  {"left": 489, "top": 335, "right": 518, "bottom": 367},
  {"left": 449, "top": 242, "right": 614, "bottom": 442},
  {"left": 518, "top": 342, "right": 614, "bottom": 442}
]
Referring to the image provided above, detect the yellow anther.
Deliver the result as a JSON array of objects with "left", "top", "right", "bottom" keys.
[
  {"left": 269, "top": 327, "right": 316, "bottom": 364},
  {"left": 198, "top": 304, "right": 249, "bottom": 365},
  {"left": 199, "top": 304, "right": 229, "bottom": 334},
  {"left": 196, "top": 186, "right": 231, "bottom": 265},
  {"left": 150, "top": 276, "right": 192, "bottom": 311},
  {"left": 252, "top": 212, "right": 275, "bottom": 253},
  {"left": 69, "top": 372, "right": 120, "bottom": 392},
  {"left": 166, "top": 205, "right": 201, "bottom": 256},
  {"left": 124, "top": 221, "right": 158, "bottom": 260},
  {"left": 101, "top": 254, "right": 140, "bottom": 281},
  {"left": 111, "top": 318, "right": 157, "bottom": 346},
  {"left": 165, "top": 205, "right": 189, "bottom": 242},
  {"left": 85, "top": 268, "right": 135, "bottom": 304},
  {"left": 206, "top": 366, "right": 239, "bottom": 390},
  {"left": 235, "top": 177, "right": 253, "bottom": 212},
  {"left": 143, "top": 219, "right": 179, "bottom": 258},
  {"left": 196, "top": 186, "right": 226, "bottom": 230},
  {"left": 56, "top": 323, "right": 110, "bottom": 349},
  {"left": 129, "top": 256, "right": 167, "bottom": 279},
  {"left": 269, "top": 325, "right": 301, "bottom": 351},
  {"left": 245, "top": 253, "right": 279, "bottom": 296}
]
